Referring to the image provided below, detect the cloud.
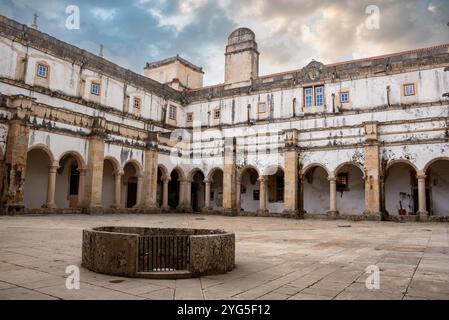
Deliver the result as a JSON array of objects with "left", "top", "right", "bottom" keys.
[{"left": 1, "top": 0, "right": 448, "bottom": 85}]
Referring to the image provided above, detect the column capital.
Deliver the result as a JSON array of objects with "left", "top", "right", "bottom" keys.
[
  {"left": 78, "top": 168, "right": 87, "bottom": 175},
  {"left": 328, "top": 176, "right": 336, "bottom": 182},
  {"left": 48, "top": 164, "right": 59, "bottom": 173},
  {"left": 258, "top": 176, "right": 267, "bottom": 183},
  {"left": 162, "top": 177, "right": 171, "bottom": 183},
  {"left": 113, "top": 170, "right": 124, "bottom": 177},
  {"left": 203, "top": 179, "right": 212, "bottom": 184},
  {"left": 417, "top": 174, "right": 427, "bottom": 180}
]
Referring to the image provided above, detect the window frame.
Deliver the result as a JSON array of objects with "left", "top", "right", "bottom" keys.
[
  {"left": 168, "top": 105, "right": 177, "bottom": 120},
  {"left": 214, "top": 109, "right": 220, "bottom": 119},
  {"left": 340, "top": 91, "right": 350, "bottom": 103},
  {"left": 133, "top": 97, "right": 141, "bottom": 109},
  {"left": 186, "top": 112, "right": 193, "bottom": 122},
  {"left": 304, "top": 87, "right": 313, "bottom": 108},
  {"left": 258, "top": 102, "right": 267, "bottom": 114},
  {"left": 403, "top": 83, "right": 416, "bottom": 96},
  {"left": 90, "top": 81, "right": 101, "bottom": 96},
  {"left": 336, "top": 173, "right": 349, "bottom": 192},
  {"left": 36, "top": 63, "right": 48, "bottom": 79},
  {"left": 315, "top": 86, "right": 324, "bottom": 106}
]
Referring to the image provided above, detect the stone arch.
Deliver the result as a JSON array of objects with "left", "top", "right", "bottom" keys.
[
  {"left": 423, "top": 157, "right": 449, "bottom": 174},
  {"left": 422, "top": 157, "right": 449, "bottom": 216},
  {"left": 187, "top": 167, "right": 206, "bottom": 181},
  {"left": 302, "top": 163, "right": 331, "bottom": 177},
  {"left": 335, "top": 161, "right": 365, "bottom": 179},
  {"left": 206, "top": 167, "right": 223, "bottom": 181},
  {"left": 384, "top": 160, "right": 418, "bottom": 216},
  {"left": 28, "top": 144, "right": 55, "bottom": 164},
  {"left": 24, "top": 146, "right": 54, "bottom": 209},
  {"left": 262, "top": 165, "right": 285, "bottom": 177},
  {"left": 334, "top": 162, "right": 366, "bottom": 215},
  {"left": 302, "top": 163, "right": 330, "bottom": 215},
  {"left": 238, "top": 164, "right": 260, "bottom": 181},
  {"left": 384, "top": 159, "right": 418, "bottom": 176},
  {"left": 122, "top": 159, "right": 143, "bottom": 176},
  {"left": 56, "top": 151, "right": 85, "bottom": 209},
  {"left": 104, "top": 156, "right": 120, "bottom": 172},
  {"left": 158, "top": 164, "right": 169, "bottom": 180},
  {"left": 58, "top": 150, "right": 86, "bottom": 170},
  {"left": 102, "top": 156, "right": 120, "bottom": 209},
  {"left": 171, "top": 166, "right": 186, "bottom": 181}
]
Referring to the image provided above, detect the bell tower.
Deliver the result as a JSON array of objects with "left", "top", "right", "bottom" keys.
[{"left": 224, "top": 28, "right": 259, "bottom": 86}]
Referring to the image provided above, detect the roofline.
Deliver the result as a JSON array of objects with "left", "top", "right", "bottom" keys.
[{"left": 145, "top": 55, "right": 204, "bottom": 74}]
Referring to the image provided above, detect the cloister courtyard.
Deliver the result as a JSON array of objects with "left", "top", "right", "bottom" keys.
[{"left": 0, "top": 214, "right": 448, "bottom": 300}]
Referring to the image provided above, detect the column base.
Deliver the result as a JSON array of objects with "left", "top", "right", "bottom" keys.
[
  {"left": 176, "top": 205, "right": 193, "bottom": 213},
  {"left": 363, "top": 210, "right": 383, "bottom": 221},
  {"left": 326, "top": 210, "right": 339, "bottom": 219},
  {"left": 42, "top": 203, "right": 56, "bottom": 209},
  {"left": 139, "top": 206, "right": 162, "bottom": 214},
  {"left": 256, "top": 209, "right": 269, "bottom": 216},
  {"left": 282, "top": 209, "right": 304, "bottom": 219},
  {"left": 82, "top": 206, "right": 103, "bottom": 215},
  {"left": 223, "top": 208, "right": 238, "bottom": 216},
  {"left": 201, "top": 207, "right": 212, "bottom": 214},
  {"left": 161, "top": 206, "right": 171, "bottom": 213},
  {"left": 417, "top": 211, "right": 429, "bottom": 222},
  {"left": 2, "top": 204, "right": 24, "bottom": 215}
]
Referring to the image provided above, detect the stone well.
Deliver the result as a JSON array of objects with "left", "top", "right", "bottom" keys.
[{"left": 82, "top": 226, "right": 235, "bottom": 279}]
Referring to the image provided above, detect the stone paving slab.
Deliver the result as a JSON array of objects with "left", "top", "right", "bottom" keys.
[{"left": 0, "top": 214, "right": 448, "bottom": 300}]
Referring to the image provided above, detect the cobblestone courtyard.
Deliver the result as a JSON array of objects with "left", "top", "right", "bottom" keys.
[{"left": 0, "top": 214, "right": 448, "bottom": 300}]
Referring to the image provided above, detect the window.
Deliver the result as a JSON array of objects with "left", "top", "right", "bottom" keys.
[
  {"left": 253, "top": 190, "right": 260, "bottom": 201},
  {"left": 304, "top": 87, "right": 313, "bottom": 107},
  {"left": 315, "top": 86, "right": 324, "bottom": 106},
  {"left": 241, "top": 185, "right": 246, "bottom": 194},
  {"left": 36, "top": 63, "right": 48, "bottom": 78},
  {"left": 340, "top": 92, "right": 350, "bottom": 103},
  {"left": 210, "top": 191, "right": 214, "bottom": 201},
  {"left": 258, "top": 102, "right": 266, "bottom": 113},
  {"left": 186, "top": 112, "right": 193, "bottom": 122},
  {"left": 336, "top": 173, "right": 349, "bottom": 191},
  {"left": 168, "top": 105, "right": 177, "bottom": 120},
  {"left": 133, "top": 97, "right": 141, "bottom": 109},
  {"left": 69, "top": 163, "right": 80, "bottom": 195},
  {"left": 304, "top": 86, "right": 325, "bottom": 107},
  {"left": 90, "top": 82, "right": 100, "bottom": 95},
  {"left": 404, "top": 83, "right": 415, "bottom": 96},
  {"left": 214, "top": 109, "right": 220, "bottom": 119}
]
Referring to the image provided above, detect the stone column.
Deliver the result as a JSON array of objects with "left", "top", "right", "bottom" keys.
[
  {"left": 140, "top": 140, "right": 159, "bottom": 213},
  {"left": 417, "top": 172, "right": 428, "bottom": 221},
  {"left": 184, "top": 179, "right": 193, "bottom": 212},
  {"left": 235, "top": 178, "right": 241, "bottom": 214},
  {"left": 327, "top": 175, "right": 338, "bottom": 218},
  {"left": 162, "top": 177, "right": 170, "bottom": 211},
  {"left": 45, "top": 163, "right": 58, "bottom": 209},
  {"left": 299, "top": 175, "right": 305, "bottom": 214},
  {"left": 1, "top": 96, "right": 33, "bottom": 214},
  {"left": 178, "top": 178, "right": 185, "bottom": 208},
  {"left": 282, "top": 129, "right": 301, "bottom": 217},
  {"left": 136, "top": 175, "right": 143, "bottom": 208},
  {"left": 363, "top": 121, "right": 382, "bottom": 220},
  {"left": 77, "top": 168, "right": 86, "bottom": 208},
  {"left": 256, "top": 176, "right": 269, "bottom": 216},
  {"left": 83, "top": 136, "right": 104, "bottom": 214},
  {"left": 113, "top": 171, "right": 122, "bottom": 209},
  {"left": 223, "top": 137, "right": 237, "bottom": 216},
  {"left": 203, "top": 179, "right": 211, "bottom": 212}
]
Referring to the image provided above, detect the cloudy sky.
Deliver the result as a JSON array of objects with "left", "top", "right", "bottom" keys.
[{"left": 1, "top": 0, "right": 448, "bottom": 85}]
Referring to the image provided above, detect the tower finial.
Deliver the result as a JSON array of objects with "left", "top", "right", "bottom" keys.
[
  {"left": 99, "top": 44, "right": 104, "bottom": 57},
  {"left": 31, "top": 13, "right": 38, "bottom": 29}
]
